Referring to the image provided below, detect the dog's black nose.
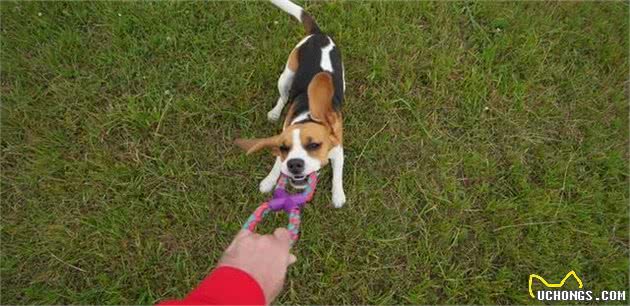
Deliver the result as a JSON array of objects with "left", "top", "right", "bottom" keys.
[{"left": 287, "top": 158, "right": 305, "bottom": 174}]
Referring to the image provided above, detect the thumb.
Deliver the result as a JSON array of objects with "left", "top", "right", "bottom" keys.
[
  {"left": 234, "top": 229, "right": 252, "bottom": 239},
  {"left": 288, "top": 253, "right": 297, "bottom": 265},
  {"left": 226, "top": 229, "right": 252, "bottom": 252},
  {"left": 273, "top": 228, "right": 292, "bottom": 243}
]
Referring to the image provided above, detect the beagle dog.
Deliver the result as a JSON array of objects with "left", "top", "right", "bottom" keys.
[{"left": 235, "top": 0, "right": 346, "bottom": 208}]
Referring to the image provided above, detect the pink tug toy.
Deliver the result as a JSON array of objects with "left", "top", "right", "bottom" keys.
[{"left": 242, "top": 172, "right": 318, "bottom": 246}]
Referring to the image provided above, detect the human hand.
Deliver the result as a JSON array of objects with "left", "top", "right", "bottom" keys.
[{"left": 219, "top": 228, "right": 297, "bottom": 304}]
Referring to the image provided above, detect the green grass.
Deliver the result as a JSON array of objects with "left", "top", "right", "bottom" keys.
[{"left": 1, "top": 1, "right": 628, "bottom": 304}]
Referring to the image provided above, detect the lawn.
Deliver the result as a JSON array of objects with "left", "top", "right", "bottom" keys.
[{"left": 1, "top": 1, "right": 628, "bottom": 304}]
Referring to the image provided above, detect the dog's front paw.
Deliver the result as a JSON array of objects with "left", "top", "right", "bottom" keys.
[
  {"left": 267, "top": 109, "right": 281, "bottom": 122},
  {"left": 332, "top": 188, "right": 346, "bottom": 208},
  {"left": 267, "top": 98, "right": 286, "bottom": 122},
  {"left": 259, "top": 176, "right": 276, "bottom": 193}
]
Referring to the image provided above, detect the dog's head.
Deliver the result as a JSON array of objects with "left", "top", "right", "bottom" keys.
[{"left": 235, "top": 72, "right": 342, "bottom": 187}]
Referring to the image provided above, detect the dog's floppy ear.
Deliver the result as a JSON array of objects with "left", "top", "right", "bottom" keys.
[
  {"left": 235, "top": 136, "right": 280, "bottom": 155},
  {"left": 326, "top": 112, "right": 343, "bottom": 146},
  {"left": 307, "top": 72, "right": 334, "bottom": 122},
  {"left": 308, "top": 72, "right": 343, "bottom": 145}
]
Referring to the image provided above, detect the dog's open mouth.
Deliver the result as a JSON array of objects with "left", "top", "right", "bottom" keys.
[{"left": 289, "top": 174, "right": 308, "bottom": 187}]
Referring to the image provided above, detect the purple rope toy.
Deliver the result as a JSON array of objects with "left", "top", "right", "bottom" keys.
[{"left": 242, "top": 172, "right": 318, "bottom": 246}]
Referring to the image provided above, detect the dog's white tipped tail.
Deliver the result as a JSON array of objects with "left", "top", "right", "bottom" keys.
[
  {"left": 270, "top": 0, "right": 303, "bottom": 21},
  {"left": 270, "top": 0, "right": 321, "bottom": 34}
]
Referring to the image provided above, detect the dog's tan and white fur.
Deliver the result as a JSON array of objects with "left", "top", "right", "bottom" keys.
[{"left": 235, "top": 0, "right": 346, "bottom": 208}]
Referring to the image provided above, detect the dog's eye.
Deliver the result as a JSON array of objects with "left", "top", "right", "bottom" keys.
[
  {"left": 279, "top": 144, "right": 290, "bottom": 152},
  {"left": 305, "top": 142, "right": 321, "bottom": 151}
]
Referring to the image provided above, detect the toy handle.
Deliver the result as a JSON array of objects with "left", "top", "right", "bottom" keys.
[{"left": 242, "top": 203, "right": 301, "bottom": 246}]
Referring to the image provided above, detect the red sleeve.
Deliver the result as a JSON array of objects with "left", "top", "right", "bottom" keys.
[{"left": 158, "top": 266, "right": 266, "bottom": 305}]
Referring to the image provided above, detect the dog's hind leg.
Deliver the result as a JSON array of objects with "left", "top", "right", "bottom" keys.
[{"left": 268, "top": 49, "right": 299, "bottom": 122}]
